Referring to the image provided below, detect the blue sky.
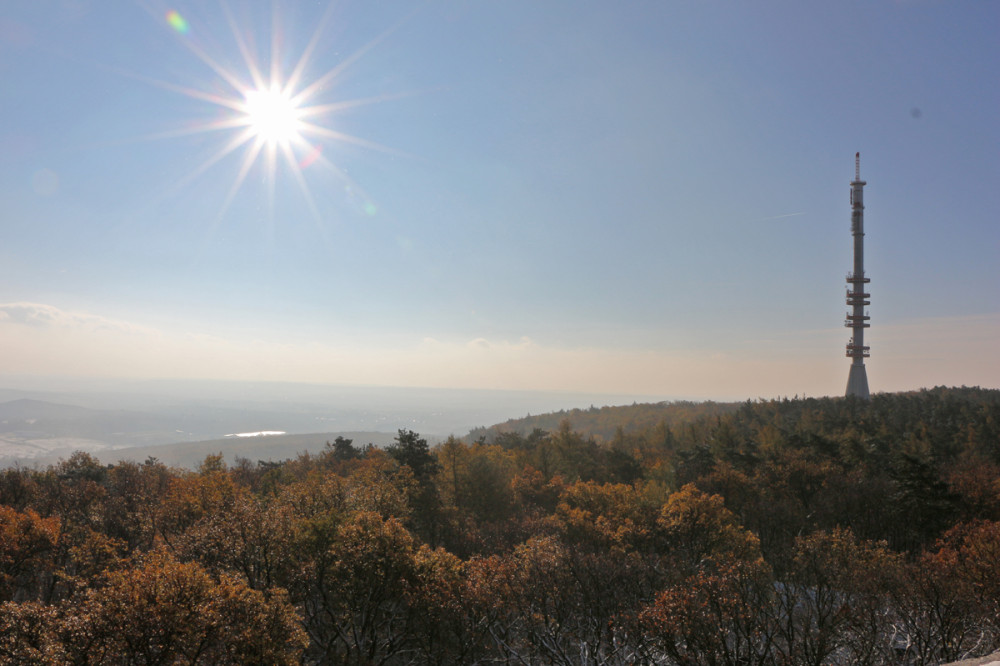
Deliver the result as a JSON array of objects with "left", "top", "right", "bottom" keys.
[{"left": 0, "top": 0, "right": 997, "bottom": 400}]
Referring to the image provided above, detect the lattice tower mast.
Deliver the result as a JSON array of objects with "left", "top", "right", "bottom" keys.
[{"left": 845, "top": 152, "right": 871, "bottom": 399}]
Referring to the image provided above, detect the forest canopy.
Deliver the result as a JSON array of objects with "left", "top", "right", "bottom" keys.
[{"left": 1, "top": 386, "right": 999, "bottom": 664}]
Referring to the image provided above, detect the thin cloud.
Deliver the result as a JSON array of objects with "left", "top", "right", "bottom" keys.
[
  {"left": 0, "top": 302, "right": 156, "bottom": 336},
  {"left": 463, "top": 336, "right": 536, "bottom": 351}
]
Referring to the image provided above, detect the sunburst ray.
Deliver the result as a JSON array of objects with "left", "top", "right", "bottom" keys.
[{"left": 124, "top": 1, "right": 416, "bottom": 233}]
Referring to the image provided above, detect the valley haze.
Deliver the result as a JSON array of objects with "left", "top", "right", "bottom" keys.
[{"left": 0, "top": 376, "right": 666, "bottom": 468}]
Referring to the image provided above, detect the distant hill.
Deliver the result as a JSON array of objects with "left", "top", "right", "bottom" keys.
[
  {"left": 468, "top": 400, "right": 741, "bottom": 443},
  {"left": 89, "top": 431, "right": 402, "bottom": 470},
  {"left": 0, "top": 398, "right": 101, "bottom": 421},
  {"left": 0, "top": 398, "right": 405, "bottom": 466},
  {"left": 0, "top": 381, "right": 664, "bottom": 465},
  {"left": 0, "top": 399, "right": 172, "bottom": 462},
  {"left": 0, "top": 397, "right": 298, "bottom": 460},
  {"left": 0, "top": 390, "right": 470, "bottom": 468}
]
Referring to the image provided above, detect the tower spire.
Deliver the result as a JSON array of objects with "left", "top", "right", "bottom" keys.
[{"left": 845, "top": 152, "right": 871, "bottom": 399}]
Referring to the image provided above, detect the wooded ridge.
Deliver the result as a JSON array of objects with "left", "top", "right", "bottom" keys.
[{"left": 1, "top": 386, "right": 999, "bottom": 664}]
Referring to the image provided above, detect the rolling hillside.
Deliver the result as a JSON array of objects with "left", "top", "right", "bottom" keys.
[{"left": 468, "top": 399, "right": 741, "bottom": 443}]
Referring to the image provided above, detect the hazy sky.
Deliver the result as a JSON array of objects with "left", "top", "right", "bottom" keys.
[{"left": 1, "top": 1, "right": 997, "bottom": 400}]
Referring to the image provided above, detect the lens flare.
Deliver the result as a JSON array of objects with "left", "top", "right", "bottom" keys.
[
  {"left": 166, "top": 10, "right": 189, "bottom": 35},
  {"left": 299, "top": 144, "right": 323, "bottom": 170}
]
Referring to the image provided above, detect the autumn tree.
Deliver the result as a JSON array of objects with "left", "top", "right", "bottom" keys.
[
  {"left": 655, "top": 483, "right": 760, "bottom": 574},
  {"left": 555, "top": 480, "right": 656, "bottom": 552},
  {"left": 0, "top": 506, "right": 60, "bottom": 602},
  {"left": 640, "top": 556, "right": 777, "bottom": 666},
  {"left": 388, "top": 429, "right": 443, "bottom": 544},
  {"left": 156, "top": 467, "right": 243, "bottom": 545},
  {"left": 100, "top": 459, "right": 172, "bottom": 553},
  {"left": 173, "top": 492, "right": 298, "bottom": 591},
  {"left": 344, "top": 448, "right": 416, "bottom": 520},
  {"left": 773, "top": 528, "right": 903, "bottom": 666},
  {"left": 0, "top": 601, "right": 65, "bottom": 664},
  {"left": 401, "top": 544, "right": 491, "bottom": 664},
  {"left": 0, "top": 549, "right": 307, "bottom": 665},
  {"left": 435, "top": 438, "right": 515, "bottom": 526},
  {"left": 297, "top": 511, "right": 426, "bottom": 664},
  {"left": 0, "top": 466, "right": 38, "bottom": 512},
  {"left": 35, "top": 452, "right": 108, "bottom": 532},
  {"left": 892, "top": 520, "right": 1000, "bottom": 664}
]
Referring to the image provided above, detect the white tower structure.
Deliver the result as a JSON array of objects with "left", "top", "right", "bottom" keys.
[{"left": 845, "top": 152, "right": 871, "bottom": 399}]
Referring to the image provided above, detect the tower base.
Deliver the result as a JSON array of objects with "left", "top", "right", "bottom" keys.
[{"left": 846, "top": 364, "right": 870, "bottom": 400}]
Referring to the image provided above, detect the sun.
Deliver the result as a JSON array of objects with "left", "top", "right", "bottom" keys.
[
  {"left": 143, "top": 5, "right": 403, "bottom": 224},
  {"left": 241, "top": 86, "right": 303, "bottom": 147}
]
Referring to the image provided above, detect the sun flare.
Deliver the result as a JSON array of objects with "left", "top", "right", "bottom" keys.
[
  {"left": 145, "top": 5, "right": 401, "bottom": 224},
  {"left": 242, "top": 86, "right": 303, "bottom": 146}
]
